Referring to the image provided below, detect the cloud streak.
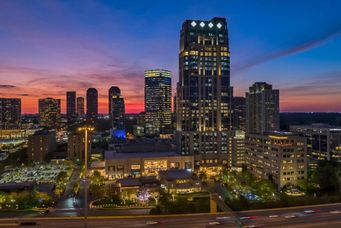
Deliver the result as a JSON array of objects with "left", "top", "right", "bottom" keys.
[
  {"left": 234, "top": 26, "right": 341, "bottom": 72},
  {"left": 0, "top": 84, "right": 16, "bottom": 88}
]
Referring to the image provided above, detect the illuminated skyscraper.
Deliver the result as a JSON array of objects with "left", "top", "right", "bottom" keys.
[
  {"left": 246, "top": 82, "right": 279, "bottom": 134},
  {"left": 77, "top": 97, "right": 85, "bottom": 117},
  {"left": 66, "top": 91, "right": 76, "bottom": 123},
  {"left": 109, "top": 86, "right": 125, "bottom": 131},
  {"left": 86, "top": 88, "right": 98, "bottom": 124},
  {"left": 176, "top": 17, "right": 233, "bottom": 171},
  {"left": 0, "top": 98, "right": 21, "bottom": 129},
  {"left": 39, "top": 98, "right": 61, "bottom": 129},
  {"left": 144, "top": 69, "right": 172, "bottom": 136}
]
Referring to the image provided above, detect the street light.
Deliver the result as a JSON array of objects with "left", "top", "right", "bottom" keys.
[
  {"left": 78, "top": 126, "right": 94, "bottom": 176},
  {"left": 77, "top": 126, "right": 94, "bottom": 228}
]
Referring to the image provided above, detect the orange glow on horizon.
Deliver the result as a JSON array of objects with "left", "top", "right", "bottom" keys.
[{"left": 12, "top": 94, "right": 341, "bottom": 114}]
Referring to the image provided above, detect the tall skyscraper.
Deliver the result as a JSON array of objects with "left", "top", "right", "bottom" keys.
[
  {"left": 246, "top": 82, "right": 279, "bottom": 134},
  {"left": 232, "top": 97, "right": 246, "bottom": 131},
  {"left": 66, "top": 91, "right": 76, "bottom": 123},
  {"left": 77, "top": 97, "right": 85, "bottom": 117},
  {"left": 39, "top": 98, "right": 61, "bottom": 129},
  {"left": 144, "top": 69, "right": 172, "bottom": 136},
  {"left": 176, "top": 17, "right": 233, "bottom": 171},
  {"left": 0, "top": 98, "right": 21, "bottom": 129},
  {"left": 108, "top": 86, "right": 125, "bottom": 131},
  {"left": 86, "top": 88, "right": 98, "bottom": 124}
]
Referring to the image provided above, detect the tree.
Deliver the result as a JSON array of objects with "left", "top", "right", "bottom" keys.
[
  {"left": 198, "top": 170, "right": 208, "bottom": 181},
  {"left": 0, "top": 192, "right": 6, "bottom": 206},
  {"left": 57, "top": 171, "right": 68, "bottom": 181},
  {"left": 313, "top": 161, "right": 339, "bottom": 193},
  {"left": 150, "top": 191, "right": 160, "bottom": 205},
  {"left": 137, "top": 188, "right": 150, "bottom": 204},
  {"left": 91, "top": 170, "right": 104, "bottom": 185}
]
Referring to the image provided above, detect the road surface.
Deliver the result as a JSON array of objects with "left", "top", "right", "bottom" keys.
[{"left": 0, "top": 202, "right": 340, "bottom": 227}]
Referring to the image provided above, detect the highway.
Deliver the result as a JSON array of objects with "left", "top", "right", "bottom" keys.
[{"left": 0, "top": 202, "right": 340, "bottom": 227}]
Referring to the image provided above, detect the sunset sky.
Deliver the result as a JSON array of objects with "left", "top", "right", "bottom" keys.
[{"left": 0, "top": 0, "right": 341, "bottom": 113}]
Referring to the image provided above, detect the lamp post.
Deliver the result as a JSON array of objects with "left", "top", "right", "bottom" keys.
[{"left": 78, "top": 126, "right": 94, "bottom": 228}]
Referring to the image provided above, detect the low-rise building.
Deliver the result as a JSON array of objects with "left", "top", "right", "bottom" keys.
[
  {"left": 105, "top": 151, "right": 193, "bottom": 179},
  {"left": 290, "top": 124, "right": 341, "bottom": 165},
  {"left": 232, "top": 130, "right": 246, "bottom": 167},
  {"left": 0, "top": 128, "right": 40, "bottom": 150},
  {"left": 159, "top": 170, "right": 201, "bottom": 193},
  {"left": 245, "top": 132, "right": 307, "bottom": 189},
  {"left": 27, "top": 130, "right": 56, "bottom": 162},
  {"left": 67, "top": 132, "right": 91, "bottom": 161}
]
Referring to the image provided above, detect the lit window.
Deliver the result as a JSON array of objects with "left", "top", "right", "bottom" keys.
[
  {"left": 200, "top": 22, "right": 205, "bottom": 27},
  {"left": 217, "top": 23, "right": 222, "bottom": 29},
  {"left": 208, "top": 22, "right": 214, "bottom": 28},
  {"left": 191, "top": 21, "right": 197, "bottom": 27}
]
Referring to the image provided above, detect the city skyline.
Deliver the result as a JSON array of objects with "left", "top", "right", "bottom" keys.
[
  {"left": 0, "top": 3, "right": 340, "bottom": 225},
  {"left": 0, "top": 0, "right": 341, "bottom": 114}
]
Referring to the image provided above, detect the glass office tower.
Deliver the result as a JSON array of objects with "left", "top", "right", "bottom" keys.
[{"left": 144, "top": 69, "right": 172, "bottom": 136}]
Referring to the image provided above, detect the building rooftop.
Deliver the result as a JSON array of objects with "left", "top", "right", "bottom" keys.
[
  {"left": 110, "top": 138, "right": 175, "bottom": 153},
  {"left": 0, "top": 182, "right": 33, "bottom": 192},
  {"left": 117, "top": 176, "right": 159, "bottom": 187},
  {"left": 159, "top": 170, "right": 193, "bottom": 180},
  {"left": 117, "top": 178, "right": 142, "bottom": 187},
  {"left": 291, "top": 124, "right": 341, "bottom": 131},
  {"left": 105, "top": 151, "right": 181, "bottom": 160}
]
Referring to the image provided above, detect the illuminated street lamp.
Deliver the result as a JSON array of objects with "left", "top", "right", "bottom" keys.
[
  {"left": 77, "top": 126, "right": 94, "bottom": 228},
  {"left": 78, "top": 126, "right": 94, "bottom": 176}
]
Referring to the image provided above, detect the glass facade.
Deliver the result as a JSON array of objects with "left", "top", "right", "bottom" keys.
[
  {"left": 109, "top": 86, "right": 125, "bottom": 131},
  {"left": 66, "top": 91, "right": 76, "bottom": 123},
  {"left": 290, "top": 124, "right": 341, "bottom": 164},
  {"left": 39, "top": 98, "right": 61, "bottom": 129},
  {"left": 144, "top": 69, "right": 172, "bottom": 136},
  {"left": 86, "top": 88, "right": 98, "bottom": 124}
]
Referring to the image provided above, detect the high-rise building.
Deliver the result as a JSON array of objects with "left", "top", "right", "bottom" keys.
[
  {"left": 66, "top": 91, "right": 76, "bottom": 123},
  {"left": 27, "top": 130, "right": 56, "bottom": 162},
  {"left": 86, "top": 88, "right": 98, "bottom": 124},
  {"left": 232, "top": 97, "right": 246, "bottom": 131},
  {"left": 245, "top": 132, "right": 307, "bottom": 189},
  {"left": 77, "top": 97, "right": 85, "bottom": 118},
  {"left": 109, "top": 86, "right": 125, "bottom": 131},
  {"left": 173, "top": 94, "right": 177, "bottom": 114},
  {"left": 246, "top": 82, "right": 279, "bottom": 134},
  {"left": 144, "top": 69, "right": 172, "bottom": 136},
  {"left": 0, "top": 98, "right": 21, "bottom": 129},
  {"left": 176, "top": 17, "right": 233, "bottom": 172},
  {"left": 290, "top": 124, "right": 341, "bottom": 165},
  {"left": 39, "top": 98, "right": 61, "bottom": 129}
]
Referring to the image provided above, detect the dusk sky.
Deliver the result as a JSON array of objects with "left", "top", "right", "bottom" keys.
[{"left": 0, "top": 0, "right": 341, "bottom": 114}]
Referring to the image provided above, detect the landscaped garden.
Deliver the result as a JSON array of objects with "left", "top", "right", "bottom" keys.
[
  {"left": 0, "top": 190, "right": 54, "bottom": 210},
  {"left": 219, "top": 162, "right": 341, "bottom": 211}
]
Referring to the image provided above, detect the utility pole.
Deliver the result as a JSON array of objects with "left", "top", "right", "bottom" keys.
[{"left": 78, "top": 126, "right": 94, "bottom": 228}]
